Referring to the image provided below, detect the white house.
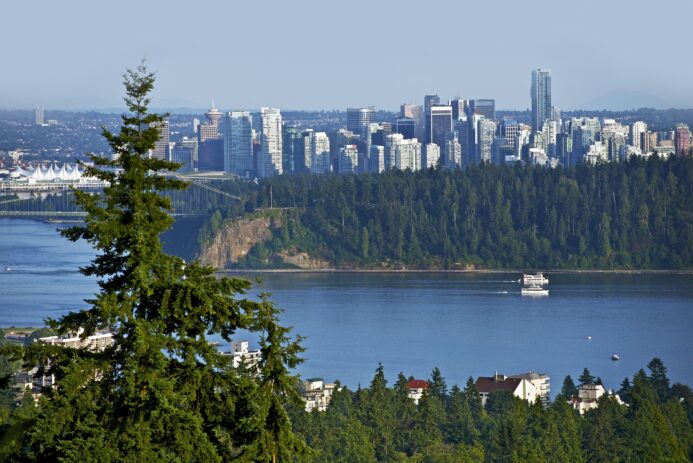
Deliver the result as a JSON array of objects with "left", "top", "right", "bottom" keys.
[{"left": 475, "top": 373, "right": 538, "bottom": 406}]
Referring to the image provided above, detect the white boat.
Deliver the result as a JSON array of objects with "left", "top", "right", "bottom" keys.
[
  {"left": 611, "top": 354, "right": 620, "bottom": 361},
  {"left": 4, "top": 266, "right": 10, "bottom": 272},
  {"left": 521, "top": 285, "right": 549, "bottom": 296},
  {"left": 521, "top": 273, "right": 549, "bottom": 286}
]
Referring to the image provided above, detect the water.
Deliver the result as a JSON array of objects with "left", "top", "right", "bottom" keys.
[{"left": 1, "top": 218, "right": 692, "bottom": 396}]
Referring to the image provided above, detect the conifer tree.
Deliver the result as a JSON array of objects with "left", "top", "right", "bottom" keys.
[{"left": 14, "top": 63, "right": 306, "bottom": 461}]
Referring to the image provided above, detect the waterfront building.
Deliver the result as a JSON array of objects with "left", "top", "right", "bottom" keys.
[
  {"left": 406, "top": 379, "right": 429, "bottom": 405},
  {"left": 223, "top": 340, "right": 261, "bottom": 371},
  {"left": 531, "top": 68, "right": 552, "bottom": 132},
  {"left": 301, "top": 378, "right": 337, "bottom": 412},
  {"left": 339, "top": 144, "right": 359, "bottom": 174},
  {"left": 346, "top": 107, "right": 375, "bottom": 138},
  {"left": 424, "top": 143, "right": 440, "bottom": 169},
  {"left": 258, "top": 107, "right": 283, "bottom": 177},
  {"left": 475, "top": 373, "right": 538, "bottom": 406},
  {"left": 223, "top": 111, "right": 253, "bottom": 176},
  {"left": 674, "top": 124, "right": 691, "bottom": 156},
  {"left": 311, "top": 131, "right": 331, "bottom": 174},
  {"left": 510, "top": 372, "right": 550, "bottom": 407}
]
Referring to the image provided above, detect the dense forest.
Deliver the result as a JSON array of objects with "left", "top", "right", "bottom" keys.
[
  {"left": 193, "top": 155, "right": 693, "bottom": 270},
  {"left": 285, "top": 360, "right": 693, "bottom": 462}
]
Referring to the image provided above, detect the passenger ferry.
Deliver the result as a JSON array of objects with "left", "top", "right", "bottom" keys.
[
  {"left": 520, "top": 272, "right": 549, "bottom": 286},
  {"left": 521, "top": 285, "right": 549, "bottom": 296}
]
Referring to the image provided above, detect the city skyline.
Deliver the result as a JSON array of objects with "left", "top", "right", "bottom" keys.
[{"left": 2, "top": 0, "right": 692, "bottom": 111}]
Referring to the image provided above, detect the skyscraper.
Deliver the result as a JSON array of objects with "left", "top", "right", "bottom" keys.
[
  {"left": 34, "top": 106, "right": 45, "bottom": 125},
  {"left": 476, "top": 118, "right": 496, "bottom": 163},
  {"left": 311, "top": 132, "right": 331, "bottom": 174},
  {"left": 428, "top": 105, "right": 453, "bottom": 152},
  {"left": 223, "top": 111, "right": 253, "bottom": 176},
  {"left": 630, "top": 121, "right": 647, "bottom": 152},
  {"left": 674, "top": 124, "right": 691, "bottom": 156},
  {"left": 531, "top": 68, "right": 552, "bottom": 132},
  {"left": 423, "top": 95, "right": 440, "bottom": 144},
  {"left": 258, "top": 107, "right": 283, "bottom": 178},
  {"left": 339, "top": 145, "right": 359, "bottom": 174},
  {"left": 401, "top": 103, "right": 424, "bottom": 141},
  {"left": 346, "top": 107, "right": 375, "bottom": 138},
  {"left": 150, "top": 119, "right": 169, "bottom": 160},
  {"left": 470, "top": 99, "right": 495, "bottom": 120}
]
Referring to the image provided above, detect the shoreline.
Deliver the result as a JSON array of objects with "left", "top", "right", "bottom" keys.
[{"left": 218, "top": 268, "right": 693, "bottom": 275}]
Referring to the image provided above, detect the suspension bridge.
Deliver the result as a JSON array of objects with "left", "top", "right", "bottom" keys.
[{"left": 0, "top": 172, "right": 243, "bottom": 218}]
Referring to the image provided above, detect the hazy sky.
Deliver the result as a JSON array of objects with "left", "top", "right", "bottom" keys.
[{"left": 2, "top": 0, "right": 692, "bottom": 111}]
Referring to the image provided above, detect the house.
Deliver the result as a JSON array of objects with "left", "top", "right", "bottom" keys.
[
  {"left": 475, "top": 373, "right": 537, "bottom": 406},
  {"left": 300, "top": 378, "right": 337, "bottom": 412},
  {"left": 406, "top": 379, "right": 429, "bottom": 405},
  {"left": 509, "top": 372, "right": 550, "bottom": 406},
  {"left": 569, "top": 383, "right": 623, "bottom": 414}
]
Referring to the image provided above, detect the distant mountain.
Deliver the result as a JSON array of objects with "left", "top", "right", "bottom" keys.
[{"left": 571, "top": 91, "right": 675, "bottom": 111}]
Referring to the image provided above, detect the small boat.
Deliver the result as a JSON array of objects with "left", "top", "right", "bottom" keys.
[
  {"left": 611, "top": 354, "right": 620, "bottom": 361},
  {"left": 587, "top": 336, "right": 592, "bottom": 341},
  {"left": 4, "top": 266, "right": 10, "bottom": 272},
  {"left": 521, "top": 285, "right": 549, "bottom": 296},
  {"left": 521, "top": 273, "right": 549, "bottom": 286}
]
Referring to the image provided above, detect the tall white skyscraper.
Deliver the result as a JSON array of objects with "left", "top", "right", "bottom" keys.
[
  {"left": 311, "top": 132, "right": 331, "bottom": 174},
  {"left": 35, "top": 106, "right": 45, "bottom": 125},
  {"left": 630, "top": 121, "right": 647, "bottom": 151},
  {"left": 223, "top": 112, "right": 253, "bottom": 175},
  {"left": 258, "top": 108, "right": 283, "bottom": 177},
  {"left": 531, "top": 68, "right": 552, "bottom": 133}
]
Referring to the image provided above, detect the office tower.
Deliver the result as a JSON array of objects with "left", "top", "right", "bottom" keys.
[
  {"left": 370, "top": 145, "right": 385, "bottom": 173},
  {"left": 630, "top": 121, "right": 647, "bottom": 151},
  {"left": 444, "top": 132, "right": 462, "bottom": 169},
  {"left": 428, "top": 105, "right": 453, "bottom": 152},
  {"left": 449, "top": 98, "right": 469, "bottom": 121},
  {"left": 476, "top": 118, "right": 496, "bottom": 163},
  {"left": 172, "top": 137, "right": 197, "bottom": 171},
  {"left": 395, "top": 139, "right": 422, "bottom": 171},
  {"left": 423, "top": 95, "right": 440, "bottom": 144},
  {"left": 470, "top": 99, "right": 495, "bottom": 120},
  {"left": 282, "top": 126, "right": 302, "bottom": 174},
  {"left": 258, "top": 108, "right": 283, "bottom": 178},
  {"left": 394, "top": 117, "right": 416, "bottom": 139},
  {"left": 298, "top": 129, "right": 314, "bottom": 173},
  {"left": 425, "top": 143, "right": 440, "bottom": 169},
  {"left": 551, "top": 106, "right": 561, "bottom": 123},
  {"left": 311, "top": 132, "right": 331, "bottom": 174},
  {"left": 531, "top": 68, "right": 552, "bottom": 132},
  {"left": 674, "top": 124, "right": 691, "bottom": 156},
  {"left": 223, "top": 111, "right": 253, "bottom": 176},
  {"left": 34, "top": 106, "right": 45, "bottom": 125},
  {"left": 454, "top": 118, "right": 472, "bottom": 166},
  {"left": 346, "top": 107, "right": 375, "bottom": 138},
  {"left": 150, "top": 119, "right": 170, "bottom": 160},
  {"left": 401, "top": 103, "right": 424, "bottom": 141},
  {"left": 339, "top": 145, "right": 359, "bottom": 174}
]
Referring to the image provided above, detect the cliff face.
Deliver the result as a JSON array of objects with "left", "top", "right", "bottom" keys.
[{"left": 198, "top": 215, "right": 279, "bottom": 269}]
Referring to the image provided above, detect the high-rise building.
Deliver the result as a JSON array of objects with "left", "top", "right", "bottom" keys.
[
  {"left": 449, "top": 98, "right": 469, "bottom": 121},
  {"left": 470, "top": 99, "right": 495, "bottom": 120},
  {"left": 674, "top": 124, "right": 691, "bottom": 156},
  {"left": 346, "top": 107, "right": 375, "bottom": 138},
  {"left": 444, "top": 132, "right": 462, "bottom": 169},
  {"left": 298, "top": 129, "right": 314, "bottom": 173},
  {"left": 172, "top": 137, "right": 197, "bottom": 172},
  {"left": 394, "top": 117, "right": 416, "bottom": 139},
  {"left": 150, "top": 119, "right": 170, "bottom": 160},
  {"left": 630, "top": 121, "right": 647, "bottom": 151},
  {"left": 423, "top": 95, "right": 440, "bottom": 144},
  {"left": 34, "top": 106, "right": 45, "bottom": 125},
  {"left": 401, "top": 104, "right": 424, "bottom": 141},
  {"left": 425, "top": 143, "right": 440, "bottom": 169},
  {"left": 428, "top": 105, "right": 453, "bottom": 152},
  {"left": 282, "top": 126, "right": 302, "bottom": 174},
  {"left": 531, "top": 68, "right": 552, "bottom": 132},
  {"left": 395, "top": 138, "right": 422, "bottom": 171},
  {"left": 339, "top": 145, "right": 359, "bottom": 174},
  {"left": 223, "top": 111, "right": 253, "bottom": 176},
  {"left": 199, "top": 101, "right": 222, "bottom": 143},
  {"left": 476, "top": 118, "right": 496, "bottom": 163},
  {"left": 370, "top": 145, "right": 385, "bottom": 173},
  {"left": 258, "top": 108, "right": 283, "bottom": 178},
  {"left": 311, "top": 132, "right": 331, "bottom": 174}
]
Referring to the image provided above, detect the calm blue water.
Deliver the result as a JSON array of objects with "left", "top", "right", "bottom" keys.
[{"left": 1, "top": 218, "right": 692, "bottom": 396}]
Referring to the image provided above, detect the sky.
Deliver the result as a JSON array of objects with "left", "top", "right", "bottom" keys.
[{"left": 2, "top": 0, "right": 692, "bottom": 111}]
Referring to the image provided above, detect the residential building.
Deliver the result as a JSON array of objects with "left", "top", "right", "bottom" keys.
[
  {"left": 35, "top": 105, "right": 45, "bottom": 125},
  {"left": 370, "top": 145, "right": 385, "bottom": 173},
  {"left": 584, "top": 141, "right": 608, "bottom": 164},
  {"left": 406, "top": 379, "right": 429, "bottom": 405},
  {"left": 258, "top": 107, "right": 283, "bottom": 177},
  {"left": 339, "top": 144, "right": 359, "bottom": 173},
  {"left": 149, "top": 119, "right": 169, "bottom": 160},
  {"left": 444, "top": 132, "right": 462, "bottom": 169},
  {"left": 475, "top": 373, "right": 538, "bottom": 406},
  {"left": 395, "top": 138, "right": 422, "bottom": 171},
  {"left": 223, "top": 340, "right": 262, "bottom": 371},
  {"left": 630, "top": 121, "right": 647, "bottom": 151},
  {"left": 282, "top": 126, "right": 301, "bottom": 174},
  {"left": 531, "top": 68, "right": 551, "bottom": 132},
  {"left": 674, "top": 124, "right": 691, "bottom": 156},
  {"left": 510, "top": 372, "right": 550, "bottom": 407},
  {"left": 476, "top": 118, "right": 496, "bottom": 163},
  {"left": 301, "top": 378, "right": 337, "bottom": 412},
  {"left": 425, "top": 143, "right": 440, "bottom": 169}
]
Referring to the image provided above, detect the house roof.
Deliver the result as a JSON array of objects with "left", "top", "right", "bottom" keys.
[
  {"left": 475, "top": 376, "right": 523, "bottom": 394},
  {"left": 406, "top": 379, "right": 429, "bottom": 390}
]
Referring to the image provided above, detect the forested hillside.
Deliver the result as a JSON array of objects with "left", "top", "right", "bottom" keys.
[
  {"left": 288, "top": 360, "right": 693, "bottom": 462},
  {"left": 203, "top": 156, "right": 693, "bottom": 270}
]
